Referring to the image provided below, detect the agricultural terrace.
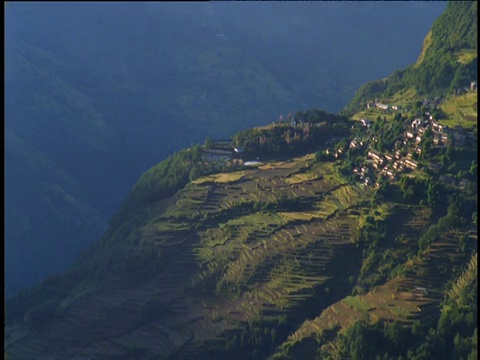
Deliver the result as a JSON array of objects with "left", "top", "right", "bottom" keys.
[
  {"left": 282, "top": 226, "right": 471, "bottom": 354},
  {"left": 439, "top": 91, "right": 477, "bottom": 128},
  {"left": 118, "top": 153, "right": 372, "bottom": 356}
]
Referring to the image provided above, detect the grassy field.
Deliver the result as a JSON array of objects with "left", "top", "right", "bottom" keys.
[
  {"left": 284, "top": 171, "right": 320, "bottom": 184},
  {"left": 387, "top": 87, "right": 422, "bottom": 106},
  {"left": 343, "top": 296, "right": 374, "bottom": 312},
  {"left": 351, "top": 84, "right": 478, "bottom": 130},
  {"left": 455, "top": 49, "right": 477, "bottom": 64},
  {"left": 350, "top": 87, "right": 422, "bottom": 123},
  {"left": 439, "top": 91, "right": 477, "bottom": 128}
]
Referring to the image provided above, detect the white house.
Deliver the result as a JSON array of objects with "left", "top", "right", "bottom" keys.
[
  {"left": 376, "top": 103, "right": 389, "bottom": 110},
  {"left": 360, "top": 119, "right": 372, "bottom": 127}
]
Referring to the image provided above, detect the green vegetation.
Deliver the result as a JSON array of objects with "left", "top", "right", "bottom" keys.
[
  {"left": 5, "top": 2, "right": 477, "bottom": 359},
  {"left": 118, "top": 145, "right": 211, "bottom": 211},
  {"left": 343, "top": 1, "right": 477, "bottom": 116},
  {"left": 329, "top": 278, "right": 477, "bottom": 360},
  {"left": 440, "top": 91, "right": 478, "bottom": 128},
  {"left": 232, "top": 110, "right": 351, "bottom": 160}
]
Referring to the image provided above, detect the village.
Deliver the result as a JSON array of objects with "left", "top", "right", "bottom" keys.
[
  {"left": 339, "top": 114, "right": 475, "bottom": 190},
  {"left": 200, "top": 93, "right": 476, "bottom": 194}
]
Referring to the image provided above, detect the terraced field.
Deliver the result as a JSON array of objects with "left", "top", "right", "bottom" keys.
[
  {"left": 279, "top": 224, "right": 471, "bottom": 355},
  {"left": 8, "top": 148, "right": 473, "bottom": 359},
  {"left": 439, "top": 91, "right": 478, "bottom": 128},
  {"left": 6, "top": 154, "right": 372, "bottom": 359}
]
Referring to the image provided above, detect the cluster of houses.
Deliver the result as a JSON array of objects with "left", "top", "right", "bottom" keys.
[
  {"left": 272, "top": 118, "right": 305, "bottom": 127},
  {"left": 405, "top": 116, "right": 474, "bottom": 149},
  {"left": 342, "top": 111, "right": 475, "bottom": 188},
  {"left": 366, "top": 102, "right": 404, "bottom": 112},
  {"left": 201, "top": 95, "right": 475, "bottom": 190},
  {"left": 352, "top": 149, "right": 411, "bottom": 185}
]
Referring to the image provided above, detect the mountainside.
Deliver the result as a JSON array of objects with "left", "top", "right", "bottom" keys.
[
  {"left": 6, "top": 114, "right": 477, "bottom": 359},
  {"left": 4, "top": 2, "right": 300, "bottom": 294},
  {"left": 5, "top": 130, "right": 107, "bottom": 293},
  {"left": 4, "top": 1, "right": 446, "bottom": 294},
  {"left": 342, "top": 1, "right": 477, "bottom": 116},
  {"left": 5, "top": 2, "right": 477, "bottom": 359},
  {"left": 210, "top": 1, "right": 447, "bottom": 111}
]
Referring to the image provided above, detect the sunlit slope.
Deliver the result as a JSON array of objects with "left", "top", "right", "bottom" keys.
[
  {"left": 439, "top": 90, "right": 477, "bottom": 128},
  {"left": 342, "top": 1, "right": 477, "bottom": 116},
  {"left": 6, "top": 155, "right": 372, "bottom": 358},
  {"left": 275, "top": 225, "right": 475, "bottom": 359}
]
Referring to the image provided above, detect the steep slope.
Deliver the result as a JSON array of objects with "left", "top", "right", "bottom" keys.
[
  {"left": 6, "top": 99, "right": 476, "bottom": 358},
  {"left": 5, "top": 1, "right": 446, "bottom": 295},
  {"left": 6, "top": 109, "right": 475, "bottom": 360},
  {"left": 6, "top": 117, "right": 364, "bottom": 358},
  {"left": 5, "top": 130, "right": 107, "bottom": 294},
  {"left": 275, "top": 227, "right": 473, "bottom": 359},
  {"left": 342, "top": 1, "right": 477, "bottom": 116},
  {"left": 5, "top": 2, "right": 477, "bottom": 359},
  {"left": 211, "top": 1, "right": 446, "bottom": 112},
  {"left": 4, "top": 2, "right": 301, "bottom": 294}
]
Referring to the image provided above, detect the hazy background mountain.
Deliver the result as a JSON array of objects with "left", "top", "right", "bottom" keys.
[{"left": 5, "top": 1, "right": 446, "bottom": 295}]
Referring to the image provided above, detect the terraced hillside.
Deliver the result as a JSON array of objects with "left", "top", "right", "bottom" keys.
[
  {"left": 7, "top": 146, "right": 476, "bottom": 359},
  {"left": 275, "top": 226, "right": 473, "bottom": 359},
  {"left": 5, "top": 4, "right": 477, "bottom": 358},
  {"left": 5, "top": 154, "right": 375, "bottom": 359}
]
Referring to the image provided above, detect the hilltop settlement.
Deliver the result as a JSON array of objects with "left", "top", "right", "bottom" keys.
[{"left": 201, "top": 97, "right": 476, "bottom": 196}]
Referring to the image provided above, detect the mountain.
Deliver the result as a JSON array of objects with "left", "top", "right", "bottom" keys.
[
  {"left": 5, "top": 2, "right": 477, "bottom": 358},
  {"left": 5, "top": 116, "right": 477, "bottom": 359},
  {"left": 342, "top": 1, "right": 477, "bottom": 116},
  {"left": 5, "top": 1, "right": 447, "bottom": 295},
  {"left": 4, "top": 2, "right": 300, "bottom": 295}
]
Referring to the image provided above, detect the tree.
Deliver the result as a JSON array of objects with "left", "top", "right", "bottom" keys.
[
  {"left": 445, "top": 143, "right": 454, "bottom": 159},
  {"left": 191, "top": 143, "right": 203, "bottom": 159},
  {"left": 413, "top": 101, "right": 423, "bottom": 115},
  {"left": 431, "top": 107, "right": 445, "bottom": 120},
  {"left": 459, "top": 234, "right": 468, "bottom": 253},
  {"left": 421, "top": 128, "right": 434, "bottom": 159},
  {"left": 412, "top": 321, "right": 425, "bottom": 338},
  {"left": 426, "top": 180, "right": 440, "bottom": 206},
  {"left": 204, "top": 137, "right": 214, "bottom": 149}
]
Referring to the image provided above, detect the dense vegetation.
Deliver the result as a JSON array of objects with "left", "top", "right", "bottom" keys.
[
  {"left": 232, "top": 110, "right": 351, "bottom": 160},
  {"left": 325, "top": 277, "right": 477, "bottom": 360},
  {"left": 343, "top": 1, "right": 477, "bottom": 115},
  {"left": 118, "top": 146, "right": 210, "bottom": 211}
]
